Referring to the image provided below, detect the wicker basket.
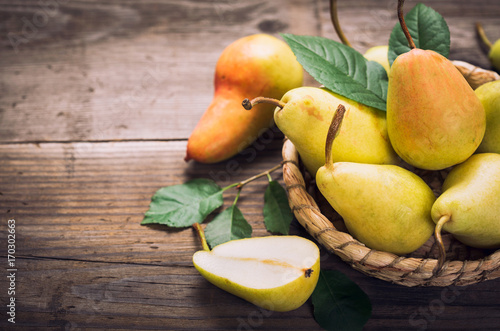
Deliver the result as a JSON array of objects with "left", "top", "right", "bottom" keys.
[{"left": 282, "top": 62, "right": 500, "bottom": 287}]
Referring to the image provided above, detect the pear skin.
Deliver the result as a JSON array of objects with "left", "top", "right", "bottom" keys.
[
  {"left": 185, "top": 34, "right": 303, "bottom": 163},
  {"left": 475, "top": 80, "right": 500, "bottom": 154},
  {"left": 274, "top": 87, "right": 399, "bottom": 176},
  {"left": 315, "top": 105, "right": 435, "bottom": 255},
  {"left": 489, "top": 39, "right": 500, "bottom": 71},
  {"left": 432, "top": 153, "right": 500, "bottom": 250},
  {"left": 387, "top": 48, "right": 486, "bottom": 170},
  {"left": 316, "top": 162, "right": 436, "bottom": 255},
  {"left": 364, "top": 45, "right": 390, "bottom": 74}
]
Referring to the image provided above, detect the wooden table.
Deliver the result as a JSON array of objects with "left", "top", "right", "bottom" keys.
[{"left": 1, "top": 0, "right": 499, "bottom": 329}]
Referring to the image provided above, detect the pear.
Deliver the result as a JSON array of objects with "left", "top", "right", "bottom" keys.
[
  {"left": 315, "top": 105, "right": 436, "bottom": 255},
  {"left": 192, "top": 234, "right": 320, "bottom": 312},
  {"left": 432, "top": 153, "right": 500, "bottom": 270},
  {"left": 364, "top": 45, "right": 390, "bottom": 74},
  {"left": 475, "top": 80, "right": 500, "bottom": 154},
  {"left": 490, "top": 40, "right": 500, "bottom": 71},
  {"left": 387, "top": 0, "right": 486, "bottom": 170},
  {"left": 243, "top": 86, "right": 399, "bottom": 177},
  {"left": 185, "top": 34, "right": 303, "bottom": 164},
  {"left": 476, "top": 22, "right": 500, "bottom": 71}
]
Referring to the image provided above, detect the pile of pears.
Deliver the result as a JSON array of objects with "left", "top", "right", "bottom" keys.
[
  {"left": 187, "top": 3, "right": 499, "bottom": 277},
  {"left": 242, "top": 3, "right": 499, "bottom": 268}
]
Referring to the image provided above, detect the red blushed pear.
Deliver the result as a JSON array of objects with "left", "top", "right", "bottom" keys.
[
  {"left": 185, "top": 34, "right": 303, "bottom": 164},
  {"left": 387, "top": 0, "right": 486, "bottom": 170}
]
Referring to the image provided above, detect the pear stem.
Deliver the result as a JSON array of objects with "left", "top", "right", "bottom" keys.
[
  {"left": 324, "top": 104, "right": 347, "bottom": 168},
  {"left": 242, "top": 97, "right": 285, "bottom": 110},
  {"left": 193, "top": 223, "right": 210, "bottom": 252},
  {"left": 433, "top": 214, "right": 451, "bottom": 274},
  {"left": 330, "top": 0, "right": 352, "bottom": 47},
  {"left": 475, "top": 22, "right": 493, "bottom": 50},
  {"left": 235, "top": 163, "right": 282, "bottom": 189},
  {"left": 397, "top": 0, "right": 416, "bottom": 50}
]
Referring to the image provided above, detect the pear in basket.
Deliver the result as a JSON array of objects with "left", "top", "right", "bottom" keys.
[
  {"left": 315, "top": 105, "right": 436, "bottom": 255},
  {"left": 242, "top": 86, "right": 398, "bottom": 177},
  {"left": 432, "top": 153, "right": 500, "bottom": 270}
]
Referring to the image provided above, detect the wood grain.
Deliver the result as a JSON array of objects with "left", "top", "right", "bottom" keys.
[
  {"left": 1, "top": 0, "right": 500, "bottom": 329},
  {"left": 0, "top": 0, "right": 319, "bottom": 143},
  {"left": 1, "top": 140, "right": 500, "bottom": 330},
  {"left": 2, "top": 0, "right": 498, "bottom": 143}
]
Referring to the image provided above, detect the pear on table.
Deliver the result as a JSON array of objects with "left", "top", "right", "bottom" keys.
[
  {"left": 242, "top": 86, "right": 399, "bottom": 177},
  {"left": 432, "top": 153, "right": 500, "bottom": 270},
  {"left": 315, "top": 105, "right": 436, "bottom": 255},
  {"left": 185, "top": 34, "right": 303, "bottom": 164},
  {"left": 387, "top": 0, "right": 485, "bottom": 170},
  {"left": 192, "top": 228, "right": 320, "bottom": 312}
]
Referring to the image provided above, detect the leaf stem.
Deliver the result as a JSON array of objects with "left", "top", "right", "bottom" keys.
[
  {"left": 232, "top": 188, "right": 242, "bottom": 206},
  {"left": 193, "top": 223, "right": 210, "bottom": 251},
  {"left": 330, "top": 0, "right": 352, "bottom": 47},
  {"left": 236, "top": 163, "right": 283, "bottom": 189},
  {"left": 397, "top": 0, "right": 416, "bottom": 49},
  {"left": 476, "top": 22, "right": 492, "bottom": 50},
  {"left": 242, "top": 97, "right": 285, "bottom": 110},
  {"left": 221, "top": 182, "right": 240, "bottom": 192}
]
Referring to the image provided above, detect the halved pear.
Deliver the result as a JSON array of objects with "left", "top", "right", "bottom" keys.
[{"left": 192, "top": 236, "right": 320, "bottom": 312}]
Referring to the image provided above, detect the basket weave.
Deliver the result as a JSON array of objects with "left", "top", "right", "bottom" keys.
[{"left": 282, "top": 62, "right": 500, "bottom": 287}]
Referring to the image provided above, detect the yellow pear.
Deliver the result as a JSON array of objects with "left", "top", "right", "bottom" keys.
[
  {"left": 432, "top": 153, "right": 500, "bottom": 250},
  {"left": 490, "top": 39, "right": 500, "bottom": 71},
  {"left": 387, "top": 0, "right": 485, "bottom": 170},
  {"left": 193, "top": 235, "right": 320, "bottom": 312},
  {"left": 316, "top": 106, "right": 436, "bottom": 255},
  {"left": 432, "top": 153, "right": 500, "bottom": 271},
  {"left": 364, "top": 45, "right": 390, "bottom": 74},
  {"left": 476, "top": 22, "right": 500, "bottom": 71},
  {"left": 243, "top": 86, "right": 399, "bottom": 177},
  {"left": 475, "top": 80, "right": 500, "bottom": 154}
]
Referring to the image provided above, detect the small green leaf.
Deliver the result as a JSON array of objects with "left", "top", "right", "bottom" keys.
[
  {"left": 312, "top": 270, "right": 372, "bottom": 331},
  {"left": 205, "top": 205, "right": 252, "bottom": 248},
  {"left": 388, "top": 3, "right": 450, "bottom": 65},
  {"left": 282, "top": 33, "right": 388, "bottom": 111},
  {"left": 142, "top": 178, "right": 223, "bottom": 227},
  {"left": 263, "top": 181, "right": 293, "bottom": 235}
]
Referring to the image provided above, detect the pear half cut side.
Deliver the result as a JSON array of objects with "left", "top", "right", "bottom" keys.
[{"left": 192, "top": 235, "right": 320, "bottom": 312}]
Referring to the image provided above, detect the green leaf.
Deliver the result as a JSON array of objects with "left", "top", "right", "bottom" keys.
[
  {"left": 282, "top": 33, "right": 388, "bottom": 111},
  {"left": 263, "top": 181, "right": 293, "bottom": 235},
  {"left": 142, "top": 178, "right": 223, "bottom": 227},
  {"left": 388, "top": 3, "right": 450, "bottom": 65},
  {"left": 205, "top": 205, "right": 252, "bottom": 248},
  {"left": 312, "top": 270, "right": 372, "bottom": 331}
]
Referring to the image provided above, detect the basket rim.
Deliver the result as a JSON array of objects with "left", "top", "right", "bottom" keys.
[{"left": 281, "top": 138, "right": 500, "bottom": 287}]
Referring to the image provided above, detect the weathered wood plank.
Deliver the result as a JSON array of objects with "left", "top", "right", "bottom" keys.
[
  {"left": 4, "top": 256, "right": 498, "bottom": 330},
  {"left": 2, "top": 0, "right": 498, "bottom": 143},
  {"left": 0, "top": 0, "right": 319, "bottom": 143},
  {"left": 1, "top": 140, "right": 499, "bottom": 330}
]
